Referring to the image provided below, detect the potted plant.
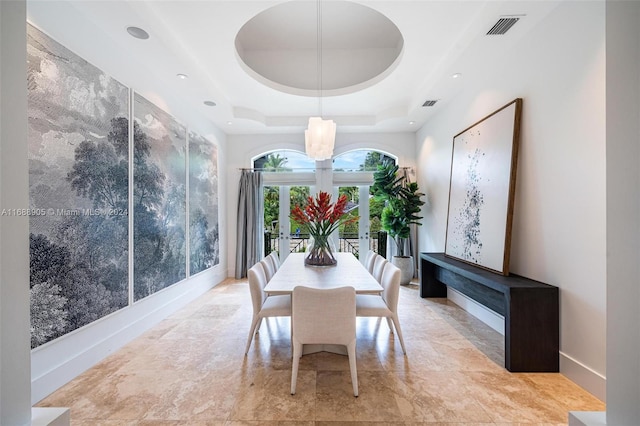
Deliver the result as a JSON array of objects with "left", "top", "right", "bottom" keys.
[{"left": 371, "top": 161, "right": 425, "bottom": 284}]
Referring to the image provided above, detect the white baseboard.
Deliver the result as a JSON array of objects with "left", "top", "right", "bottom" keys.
[
  {"left": 560, "top": 351, "right": 607, "bottom": 402},
  {"left": 31, "top": 407, "right": 70, "bottom": 426},
  {"left": 446, "top": 288, "right": 606, "bottom": 402},
  {"left": 447, "top": 288, "right": 505, "bottom": 335},
  {"left": 568, "top": 411, "right": 607, "bottom": 425},
  {"left": 31, "top": 267, "right": 227, "bottom": 404}
]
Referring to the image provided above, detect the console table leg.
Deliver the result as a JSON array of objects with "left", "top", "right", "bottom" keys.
[{"left": 420, "top": 257, "right": 447, "bottom": 298}]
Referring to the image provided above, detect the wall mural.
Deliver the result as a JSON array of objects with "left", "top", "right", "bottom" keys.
[
  {"left": 27, "top": 24, "right": 220, "bottom": 348},
  {"left": 133, "top": 94, "right": 187, "bottom": 300},
  {"left": 189, "top": 131, "right": 220, "bottom": 275},
  {"left": 27, "top": 24, "right": 129, "bottom": 348}
]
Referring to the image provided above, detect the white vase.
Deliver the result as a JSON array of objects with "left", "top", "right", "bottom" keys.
[{"left": 392, "top": 256, "right": 414, "bottom": 285}]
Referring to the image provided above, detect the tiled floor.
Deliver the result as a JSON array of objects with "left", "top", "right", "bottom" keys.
[{"left": 37, "top": 278, "right": 605, "bottom": 425}]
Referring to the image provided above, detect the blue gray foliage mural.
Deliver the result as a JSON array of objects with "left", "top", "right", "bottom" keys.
[
  {"left": 28, "top": 24, "right": 221, "bottom": 348},
  {"left": 28, "top": 24, "right": 129, "bottom": 348},
  {"left": 133, "top": 94, "right": 187, "bottom": 300},
  {"left": 189, "top": 132, "right": 220, "bottom": 275}
]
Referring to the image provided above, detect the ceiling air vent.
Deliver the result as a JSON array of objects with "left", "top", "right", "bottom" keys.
[
  {"left": 422, "top": 100, "right": 438, "bottom": 107},
  {"left": 486, "top": 17, "right": 520, "bottom": 35}
]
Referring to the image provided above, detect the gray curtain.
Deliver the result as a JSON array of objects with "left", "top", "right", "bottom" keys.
[{"left": 235, "top": 170, "right": 264, "bottom": 279}]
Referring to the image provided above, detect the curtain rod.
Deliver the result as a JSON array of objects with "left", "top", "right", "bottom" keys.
[
  {"left": 238, "top": 167, "right": 331, "bottom": 171},
  {"left": 238, "top": 166, "right": 412, "bottom": 172}
]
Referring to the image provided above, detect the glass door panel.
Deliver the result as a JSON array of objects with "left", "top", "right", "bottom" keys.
[
  {"left": 368, "top": 186, "right": 386, "bottom": 258},
  {"left": 336, "top": 186, "right": 366, "bottom": 262},
  {"left": 288, "top": 186, "right": 311, "bottom": 260},
  {"left": 264, "top": 185, "right": 311, "bottom": 263},
  {"left": 263, "top": 185, "right": 280, "bottom": 258}
]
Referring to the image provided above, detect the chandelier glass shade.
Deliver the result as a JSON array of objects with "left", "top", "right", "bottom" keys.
[
  {"left": 305, "top": 0, "right": 335, "bottom": 161},
  {"left": 305, "top": 117, "right": 336, "bottom": 160}
]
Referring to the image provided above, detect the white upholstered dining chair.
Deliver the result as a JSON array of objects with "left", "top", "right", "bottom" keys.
[
  {"left": 267, "top": 251, "right": 281, "bottom": 270},
  {"left": 245, "top": 262, "right": 291, "bottom": 355},
  {"left": 260, "top": 258, "right": 277, "bottom": 282},
  {"left": 372, "top": 255, "right": 388, "bottom": 283},
  {"left": 356, "top": 262, "right": 407, "bottom": 355},
  {"left": 364, "top": 250, "right": 378, "bottom": 274},
  {"left": 290, "top": 286, "right": 358, "bottom": 397}
]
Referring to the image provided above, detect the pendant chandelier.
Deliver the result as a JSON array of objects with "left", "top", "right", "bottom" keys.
[{"left": 305, "top": 0, "right": 335, "bottom": 161}]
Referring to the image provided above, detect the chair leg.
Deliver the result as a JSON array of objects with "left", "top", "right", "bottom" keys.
[
  {"left": 291, "top": 341, "right": 302, "bottom": 395},
  {"left": 386, "top": 317, "right": 394, "bottom": 333},
  {"left": 390, "top": 314, "right": 407, "bottom": 355},
  {"left": 347, "top": 340, "right": 358, "bottom": 397},
  {"left": 244, "top": 316, "right": 260, "bottom": 355}
]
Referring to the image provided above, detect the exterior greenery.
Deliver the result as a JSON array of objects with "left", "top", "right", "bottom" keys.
[
  {"left": 261, "top": 151, "right": 392, "bottom": 246},
  {"left": 371, "top": 161, "right": 425, "bottom": 257}
]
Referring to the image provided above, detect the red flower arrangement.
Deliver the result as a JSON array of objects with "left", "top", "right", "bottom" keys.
[{"left": 291, "top": 191, "right": 358, "bottom": 266}]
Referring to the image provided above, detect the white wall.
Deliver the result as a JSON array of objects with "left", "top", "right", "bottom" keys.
[
  {"left": 225, "top": 132, "right": 417, "bottom": 275},
  {"left": 605, "top": 0, "right": 640, "bottom": 423},
  {"left": 1, "top": 1, "right": 32, "bottom": 423},
  {"left": 416, "top": 2, "right": 606, "bottom": 399}
]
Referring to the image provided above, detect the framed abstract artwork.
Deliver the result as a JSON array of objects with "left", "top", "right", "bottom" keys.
[{"left": 444, "top": 98, "right": 522, "bottom": 275}]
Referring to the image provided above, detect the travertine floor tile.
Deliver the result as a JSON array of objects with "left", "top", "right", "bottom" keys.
[{"left": 36, "top": 279, "right": 605, "bottom": 425}]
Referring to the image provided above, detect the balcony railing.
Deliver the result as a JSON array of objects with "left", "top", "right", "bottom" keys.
[{"left": 264, "top": 231, "right": 387, "bottom": 260}]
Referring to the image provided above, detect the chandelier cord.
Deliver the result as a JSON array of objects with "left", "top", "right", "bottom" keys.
[
  {"left": 305, "top": 0, "right": 335, "bottom": 161},
  {"left": 316, "top": 0, "right": 322, "bottom": 119}
]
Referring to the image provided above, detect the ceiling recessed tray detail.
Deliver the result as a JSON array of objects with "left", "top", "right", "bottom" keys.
[{"left": 235, "top": 1, "right": 404, "bottom": 97}]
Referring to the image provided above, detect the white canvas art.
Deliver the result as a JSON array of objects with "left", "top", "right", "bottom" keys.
[{"left": 444, "top": 99, "right": 522, "bottom": 275}]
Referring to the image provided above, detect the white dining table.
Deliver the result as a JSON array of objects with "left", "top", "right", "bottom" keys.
[
  {"left": 264, "top": 252, "right": 383, "bottom": 296},
  {"left": 264, "top": 252, "right": 382, "bottom": 356}
]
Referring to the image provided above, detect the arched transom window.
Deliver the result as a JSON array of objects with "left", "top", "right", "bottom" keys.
[
  {"left": 252, "top": 150, "right": 315, "bottom": 172},
  {"left": 332, "top": 150, "right": 396, "bottom": 172}
]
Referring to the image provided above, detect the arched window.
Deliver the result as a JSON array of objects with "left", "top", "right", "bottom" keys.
[
  {"left": 332, "top": 149, "right": 396, "bottom": 172},
  {"left": 252, "top": 149, "right": 315, "bottom": 172}
]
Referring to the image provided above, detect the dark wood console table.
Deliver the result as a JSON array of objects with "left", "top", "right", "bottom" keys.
[{"left": 419, "top": 252, "right": 559, "bottom": 372}]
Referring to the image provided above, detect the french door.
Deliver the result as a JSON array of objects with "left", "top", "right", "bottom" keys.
[
  {"left": 263, "top": 170, "right": 381, "bottom": 265},
  {"left": 335, "top": 186, "right": 371, "bottom": 265},
  {"left": 264, "top": 185, "right": 311, "bottom": 263}
]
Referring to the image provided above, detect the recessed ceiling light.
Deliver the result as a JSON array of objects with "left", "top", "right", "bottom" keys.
[
  {"left": 176, "top": 73, "right": 188, "bottom": 80},
  {"left": 204, "top": 100, "right": 217, "bottom": 107},
  {"left": 452, "top": 73, "right": 462, "bottom": 79},
  {"left": 409, "top": 121, "right": 415, "bottom": 125},
  {"left": 227, "top": 121, "right": 233, "bottom": 125},
  {"left": 126, "top": 26, "right": 149, "bottom": 40}
]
